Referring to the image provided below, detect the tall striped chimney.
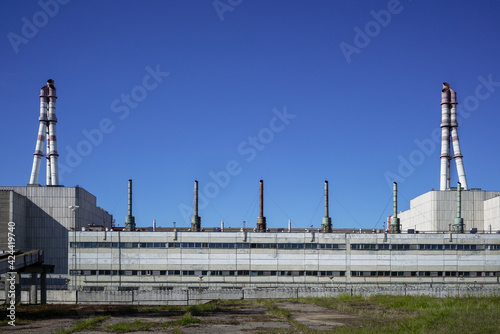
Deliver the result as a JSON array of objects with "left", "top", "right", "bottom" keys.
[
  {"left": 449, "top": 88, "right": 468, "bottom": 189},
  {"left": 29, "top": 79, "right": 60, "bottom": 186},
  {"left": 257, "top": 180, "right": 267, "bottom": 232},
  {"left": 47, "top": 80, "right": 59, "bottom": 185},
  {"left": 440, "top": 83, "right": 451, "bottom": 191},
  {"left": 29, "top": 81, "right": 50, "bottom": 185},
  {"left": 321, "top": 180, "right": 332, "bottom": 232},
  {"left": 191, "top": 180, "right": 201, "bottom": 231},
  {"left": 440, "top": 82, "right": 468, "bottom": 190}
]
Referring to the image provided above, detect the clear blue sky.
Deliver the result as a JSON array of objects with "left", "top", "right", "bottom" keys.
[{"left": 2, "top": 0, "right": 500, "bottom": 230}]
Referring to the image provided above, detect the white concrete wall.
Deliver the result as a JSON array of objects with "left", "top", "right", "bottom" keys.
[
  {"left": 68, "top": 232, "right": 500, "bottom": 289},
  {"left": 4, "top": 286, "right": 500, "bottom": 305},
  {"left": 399, "top": 190, "right": 500, "bottom": 232},
  {"left": 484, "top": 196, "right": 500, "bottom": 232},
  {"left": 0, "top": 186, "right": 113, "bottom": 274}
]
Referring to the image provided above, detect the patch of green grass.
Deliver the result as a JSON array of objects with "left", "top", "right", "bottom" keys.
[
  {"left": 140, "top": 304, "right": 182, "bottom": 313},
  {"left": 164, "top": 312, "right": 201, "bottom": 328},
  {"left": 51, "top": 316, "right": 109, "bottom": 334},
  {"left": 259, "top": 300, "right": 319, "bottom": 334},
  {"left": 170, "top": 328, "right": 184, "bottom": 334},
  {"left": 298, "top": 295, "right": 500, "bottom": 333},
  {"left": 105, "top": 320, "right": 156, "bottom": 332},
  {"left": 185, "top": 300, "right": 220, "bottom": 316}
]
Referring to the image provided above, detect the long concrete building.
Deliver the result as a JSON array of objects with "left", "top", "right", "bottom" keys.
[
  {"left": 2, "top": 80, "right": 500, "bottom": 297},
  {"left": 68, "top": 230, "right": 500, "bottom": 290}
]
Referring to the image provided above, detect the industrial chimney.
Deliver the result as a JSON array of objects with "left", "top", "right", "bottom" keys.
[
  {"left": 257, "top": 180, "right": 267, "bottom": 232},
  {"left": 453, "top": 182, "right": 464, "bottom": 233},
  {"left": 29, "top": 79, "right": 60, "bottom": 186},
  {"left": 321, "top": 180, "right": 332, "bottom": 232},
  {"left": 440, "top": 83, "right": 468, "bottom": 191},
  {"left": 191, "top": 180, "right": 201, "bottom": 231},
  {"left": 125, "top": 179, "right": 136, "bottom": 231},
  {"left": 390, "top": 182, "right": 400, "bottom": 233}
]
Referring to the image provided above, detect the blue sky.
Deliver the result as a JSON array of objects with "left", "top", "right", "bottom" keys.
[{"left": 2, "top": 0, "right": 500, "bottom": 230}]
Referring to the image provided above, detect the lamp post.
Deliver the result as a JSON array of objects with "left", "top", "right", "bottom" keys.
[{"left": 69, "top": 205, "right": 79, "bottom": 290}]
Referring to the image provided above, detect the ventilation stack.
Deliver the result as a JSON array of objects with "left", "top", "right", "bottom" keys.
[
  {"left": 257, "top": 180, "right": 267, "bottom": 232},
  {"left": 321, "top": 180, "right": 332, "bottom": 232},
  {"left": 125, "top": 179, "right": 136, "bottom": 231},
  {"left": 453, "top": 182, "right": 464, "bottom": 233},
  {"left": 440, "top": 83, "right": 468, "bottom": 190},
  {"left": 29, "top": 79, "right": 60, "bottom": 186},
  {"left": 191, "top": 180, "right": 201, "bottom": 231},
  {"left": 390, "top": 182, "right": 400, "bottom": 233}
]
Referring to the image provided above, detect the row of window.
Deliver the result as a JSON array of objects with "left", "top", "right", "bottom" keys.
[
  {"left": 70, "top": 269, "right": 499, "bottom": 278},
  {"left": 351, "top": 244, "right": 500, "bottom": 250},
  {"left": 350, "top": 271, "right": 500, "bottom": 277},
  {"left": 70, "top": 242, "right": 346, "bottom": 249},
  {"left": 69, "top": 241, "right": 500, "bottom": 250},
  {"left": 70, "top": 270, "right": 346, "bottom": 277}
]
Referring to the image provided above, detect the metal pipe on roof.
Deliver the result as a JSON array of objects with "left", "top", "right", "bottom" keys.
[
  {"left": 324, "top": 180, "right": 329, "bottom": 217},
  {"left": 125, "top": 179, "right": 135, "bottom": 231},
  {"left": 454, "top": 182, "right": 464, "bottom": 233},
  {"left": 322, "top": 180, "right": 332, "bottom": 233},
  {"left": 440, "top": 83, "right": 451, "bottom": 191},
  {"left": 194, "top": 180, "right": 199, "bottom": 217},
  {"left": 191, "top": 180, "right": 201, "bottom": 231},
  {"left": 450, "top": 88, "right": 468, "bottom": 190},
  {"left": 390, "top": 182, "right": 400, "bottom": 233},
  {"left": 260, "top": 180, "right": 264, "bottom": 217},
  {"left": 257, "top": 180, "right": 267, "bottom": 232}
]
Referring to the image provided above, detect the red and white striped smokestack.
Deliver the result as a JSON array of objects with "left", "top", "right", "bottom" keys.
[
  {"left": 440, "top": 83, "right": 451, "bottom": 191},
  {"left": 440, "top": 82, "right": 468, "bottom": 191},
  {"left": 449, "top": 88, "right": 468, "bottom": 189},
  {"left": 47, "top": 80, "right": 59, "bottom": 185},
  {"left": 29, "top": 82, "right": 50, "bottom": 185}
]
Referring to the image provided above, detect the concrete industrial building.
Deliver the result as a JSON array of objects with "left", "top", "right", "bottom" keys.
[
  {"left": 0, "top": 185, "right": 113, "bottom": 275},
  {"left": 68, "top": 231, "right": 500, "bottom": 290},
  {"left": 398, "top": 189, "right": 500, "bottom": 233},
  {"left": 66, "top": 81, "right": 500, "bottom": 291},
  {"left": 2, "top": 80, "right": 500, "bottom": 299}
]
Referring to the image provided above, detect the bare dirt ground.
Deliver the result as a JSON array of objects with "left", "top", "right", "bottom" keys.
[{"left": 0, "top": 301, "right": 360, "bottom": 333}]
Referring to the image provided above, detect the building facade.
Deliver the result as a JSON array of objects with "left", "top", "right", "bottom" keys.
[
  {"left": 398, "top": 189, "right": 500, "bottom": 233},
  {"left": 68, "top": 230, "right": 500, "bottom": 290},
  {"left": 0, "top": 186, "right": 113, "bottom": 274}
]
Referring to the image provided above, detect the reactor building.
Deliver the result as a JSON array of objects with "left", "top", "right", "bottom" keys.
[{"left": 1, "top": 80, "right": 500, "bottom": 293}]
